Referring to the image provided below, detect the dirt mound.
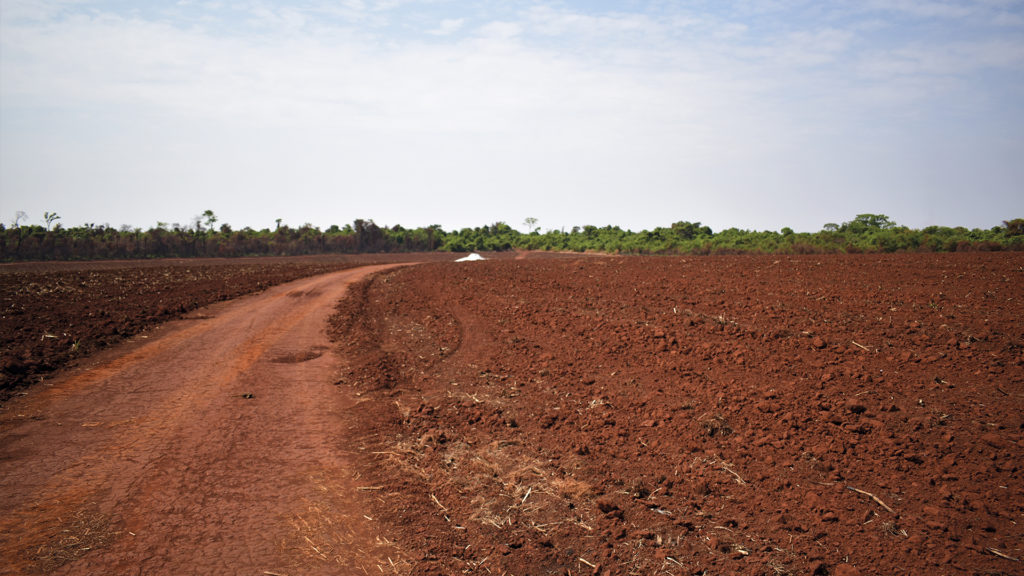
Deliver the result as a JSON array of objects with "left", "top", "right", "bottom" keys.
[{"left": 329, "top": 254, "right": 1024, "bottom": 575}]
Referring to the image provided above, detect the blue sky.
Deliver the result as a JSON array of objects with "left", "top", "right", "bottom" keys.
[{"left": 2, "top": 0, "right": 1022, "bottom": 233}]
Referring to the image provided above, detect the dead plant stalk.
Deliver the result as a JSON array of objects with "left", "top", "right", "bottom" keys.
[{"left": 846, "top": 486, "right": 895, "bottom": 514}]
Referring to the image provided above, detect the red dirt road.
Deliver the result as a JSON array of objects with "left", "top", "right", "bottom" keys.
[{"left": 0, "top": 265, "right": 405, "bottom": 575}]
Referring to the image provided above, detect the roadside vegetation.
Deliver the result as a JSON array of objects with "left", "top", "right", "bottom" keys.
[{"left": 2, "top": 212, "right": 1021, "bottom": 261}]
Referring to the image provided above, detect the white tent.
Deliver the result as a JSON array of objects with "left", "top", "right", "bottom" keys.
[{"left": 455, "top": 253, "right": 485, "bottom": 262}]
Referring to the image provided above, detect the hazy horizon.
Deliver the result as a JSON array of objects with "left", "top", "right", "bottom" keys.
[{"left": 1, "top": 210, "right": 1020, "bottom": 236}]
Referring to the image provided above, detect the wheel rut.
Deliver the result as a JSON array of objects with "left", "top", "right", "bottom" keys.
[{"left": 0, "top": 264, "right": 406, "bottom": 575}]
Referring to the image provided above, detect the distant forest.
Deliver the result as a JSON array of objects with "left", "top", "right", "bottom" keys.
[{"left": 2, "top": 211, "right": 1022, "bottom": 261}]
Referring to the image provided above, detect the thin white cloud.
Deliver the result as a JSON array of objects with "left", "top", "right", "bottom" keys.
[
  {"left": 476, "top": 20, "right": 522, "bottom": 40},
  {"left": 1, "top": 1, "right": 1022, "bottom": 232},
  {"left": 428, "top": 17, "right": 464, "bottom": 36},
  {"left": 862, "top": 0, "right": 975, "bottom": 19},
  {"left": 525, "top": 5, "right": 657, "bottom": 38},
  {"left": 992, "top": 10, "right": 1024, "bottom": 26},
  {"left": 856, "top": 39, "right": 1024, "bottom": 80}
]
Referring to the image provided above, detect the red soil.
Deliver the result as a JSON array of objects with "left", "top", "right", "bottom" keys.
[
  {"left": 0, "top": 253, "right": 1020, "bottom": 575},
  {"left": 0, "top": 265, "right": 409, "bottom": 574},
  {"left": 0, "top": 254, "right": 455, "bottom": 397},
  {"left": 330, "top": 253, "right": 1024, "bottom": 575}
]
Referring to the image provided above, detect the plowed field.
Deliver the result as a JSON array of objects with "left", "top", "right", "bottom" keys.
[
  {"left": 330, "top": 253, "right": 1024, "bottom": 576},
  {"left": 0, "top": 254, "right": 454, "bottom": 397},
  {"left": 1, "top": 253, "right": 1021, "bottom": 575}
]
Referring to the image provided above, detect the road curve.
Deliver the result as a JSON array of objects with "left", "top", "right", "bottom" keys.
[{"left": 0, "top": 265, "right": 405, "bottom": 575}]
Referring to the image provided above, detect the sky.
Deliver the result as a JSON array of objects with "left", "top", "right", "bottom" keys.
[{"left": 1, "top": 0, "right": 1023, "bottom": 234}]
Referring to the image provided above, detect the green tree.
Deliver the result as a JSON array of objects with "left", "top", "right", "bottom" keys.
[
  {"left": 670, "top": 221, "right": 712, "bottom": 240},
  {"left": 1004, "top": 218, "right": 1024, "bottom": 236},
  {"left": 844, "top": 214, "right": 897, "bottom": 231},
  {"left": 44, "top": 211, "right": 61, "bottom": 231}
]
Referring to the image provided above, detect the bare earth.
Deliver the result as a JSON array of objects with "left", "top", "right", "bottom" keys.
[
  {"left": 330, "top": 254, "right": 1023, "bottom": 576},
  {"left": 0, "top": 265, "right": 404, "bottom": 575},
  {"left": 1, "top": 253, "right": 1022, "bottom": 576}
]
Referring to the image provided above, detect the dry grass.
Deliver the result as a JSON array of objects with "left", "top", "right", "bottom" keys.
[
  {"left": 285, "top": 472, "right": 411, "bottom": 575},
  {"left": 32, "top": 505, "right": 116, "bottom": 573},
  {"left": 388, "top": 429, "right": 598, "bottom": 544}
]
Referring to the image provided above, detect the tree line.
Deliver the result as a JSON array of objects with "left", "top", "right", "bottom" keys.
[{"left": 1, "top": 212, "right": 1021, "bottom": 261}]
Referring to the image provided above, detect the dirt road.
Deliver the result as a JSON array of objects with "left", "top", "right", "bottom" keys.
[{"left": 0, "top": 265, "right": 404, "bottom": 575}]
